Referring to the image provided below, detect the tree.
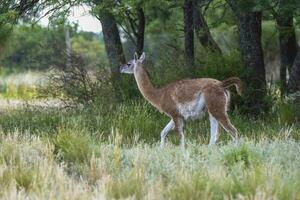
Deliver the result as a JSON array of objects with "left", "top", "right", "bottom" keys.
[
  {"left": 89, "top": 1, "right": 126, "bottom": 98},
  {"left": 135, "top": 7, "right": 145, "bottom": 56},
  {"left": 226, "top": 1, "right": 267, "bottom": 115},
  {"left": 183, "top": 0, "right": 194, "bottom": 68},
  {"left": 275, "top": 0, "right": 298, "bottom": 92},
  {"left": 287, "top": 47, "right": 300, "bottom": 93},
  {"left": 97, "top": 12, "right": 126, "bottom": 96},
  {"left": 119, "top": 3, "right": 145, "bottom": 56},
  {"left": 0, "top": 0, "right": 40, "bottom": 54},
  {"left": 193, "top": 0, "right": 222, "bottom": 54}
]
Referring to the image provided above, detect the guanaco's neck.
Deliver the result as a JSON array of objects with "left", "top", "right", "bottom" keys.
[{"left": 134, "top": 65, "right": 161, "bottom": 107}]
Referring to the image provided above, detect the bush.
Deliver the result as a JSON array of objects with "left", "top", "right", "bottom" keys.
[{"left": 40, "top": 53, "right": 115, "bottom": 107}]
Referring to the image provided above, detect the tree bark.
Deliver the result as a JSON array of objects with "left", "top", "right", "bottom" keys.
[
  {"left": 239, "top": 12, "right": 267, "bottom": 114},
  {"left": 238, "top": 12, "right": 266, "bottom": 83},
  {"left": 276, "top": 1, "right": 298, "bottom": 92},
  {"left": 183, "top": 0, "right": 194, "bottom": 68},
  {"left": 64, "top": 25, "right": 72, "bottom": 70},
  {"left": 193, "top": 0, "right": 222, "bottom": 54},
  {"left": 98, "top": 12, "right": 126, "bottom": 98},
  {"left": 287, "top": 47, "right": 300, "bottom": 93},
  {"left": 135, "top": 7, "right": 145, "bottom": 56}
]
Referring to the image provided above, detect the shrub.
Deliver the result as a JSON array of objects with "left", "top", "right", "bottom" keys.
[{"left": 39, "top": 53, "right": 115, "bottom": 107}]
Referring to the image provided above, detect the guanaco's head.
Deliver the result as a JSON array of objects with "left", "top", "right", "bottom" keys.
[{"left": 120, "top": 52, "right": 145, "bottom": 74}]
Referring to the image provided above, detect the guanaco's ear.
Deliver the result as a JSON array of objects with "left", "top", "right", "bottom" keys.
[
  {"left": 134, "top": 52, "right": 138, "bottom": 61},
  {"left": 139, "top": 52, "right": 145, "bottom": 62}
]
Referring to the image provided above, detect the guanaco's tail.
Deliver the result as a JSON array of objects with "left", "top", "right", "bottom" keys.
[{"left": 221, "top": 77, "right": 242, "bottom": 96}]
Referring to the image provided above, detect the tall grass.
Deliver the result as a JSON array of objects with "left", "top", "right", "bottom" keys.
[
  {"left": 0, "top": 101, "right": 299, "bottom": 143},
  {"left": 0, "top": 132, "right": 299, "bottom": 199}
]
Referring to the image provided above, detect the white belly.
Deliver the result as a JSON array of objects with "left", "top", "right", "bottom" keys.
[{"left": 177, "top": 94, "right": 206, "bottom": 120}]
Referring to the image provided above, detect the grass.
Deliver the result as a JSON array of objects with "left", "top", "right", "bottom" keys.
[
  {"left": 0, "top": 132, "right": 299, "bottom": 199},
  {"left": 0, "top": 71, "right": 299, "bottom": 199}
]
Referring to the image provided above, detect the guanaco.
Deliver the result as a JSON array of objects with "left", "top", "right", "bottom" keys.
[{"left": 120, "top": 52, "right": 242, "bottom": 147}]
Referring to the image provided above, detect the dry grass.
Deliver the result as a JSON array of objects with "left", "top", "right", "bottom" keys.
[{"left": 0, "top": 130, "right": 299, "bottom": 200}]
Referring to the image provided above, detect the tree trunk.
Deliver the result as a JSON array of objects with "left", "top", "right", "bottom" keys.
[
  {"left": 239, "top": 12, "right": 267, "bottom": 114},
  {"left": 64, "top": 25, "right": 72, "bottom": 70},
  {"left": 238, "top": 12, "right": 266, "bottom": 82},
  {"left": 276, "top": 1, "right": 298, "bottom": 92},
  {"left": 193, "top": 0, "right": 222, "bottom": 54},
  {"left": 135, "top": 7, "right": 145, "bottom": 56},
  {"left": 226, "top": 0, "right": 267, "bottom": 115},
  {"left": 183, "top": 0, "right": 194, "bottom": 69},
  {"left": 287, "top": 47, "right": 300, "bottom": 93},
  {"left": 98, "top": 12, "right": 126, "bottom": 98}
]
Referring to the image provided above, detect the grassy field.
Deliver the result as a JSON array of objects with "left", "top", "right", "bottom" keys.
[
  {"left": 0, "top": 100, "right": 299, "bottom": 200},
  {"left": 0, "top": 72, "right": 299, "bottom": 199}
]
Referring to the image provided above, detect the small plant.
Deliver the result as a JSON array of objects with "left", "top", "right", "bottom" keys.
[
  {"left": 53, "top": 129, "right": 93, "bottom": 164},
  {"left": 15, "top": 167, "right": 34, "bottom": 192},
  {"left": 105, "top": 169, "right": 145, "bottom": 200},
  {"left": 167, "top": 173, "right": 215, "bottom": 200},
  {"left": 223, "top": 144, "right": 261, "bottom": 169},
  {"left": 0, "top": 168, "right": 13, "bottom": 193}
]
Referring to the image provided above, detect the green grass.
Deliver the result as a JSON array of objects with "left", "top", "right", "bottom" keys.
[
  {"left": 0, "top": 101, "right": 299, "bottom": 199},
  {"left": 0, "top": 101, "right": 299, "bottom": 141}
]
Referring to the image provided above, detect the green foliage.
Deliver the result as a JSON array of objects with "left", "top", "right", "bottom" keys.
[
  {"left": 0, "top": 24, "right": 107, "bottom": 70},
  {"left": 72, "top": 34, "right": 107, "bottom": 68},
  {"left": 195, "top": 51, "right": 244, "bottom": 80}
]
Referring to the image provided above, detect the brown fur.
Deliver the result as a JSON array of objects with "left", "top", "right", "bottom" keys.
[
  {"left": 221, "top": 77, "right": 243, "bottom": 95},
  {"left": 133, "top": 62, "right": 242, "bottom": 145}
]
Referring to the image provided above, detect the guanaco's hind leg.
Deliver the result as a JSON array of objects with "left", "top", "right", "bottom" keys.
[
  {"left": 216, "top": 115, "right": 239, "bottom": 143},
  {"left": 173, "top": 117, "right": 185, "bottom": 148},
  {"left": 204, "top": 87, "right": 239, "bottom": 144}
]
